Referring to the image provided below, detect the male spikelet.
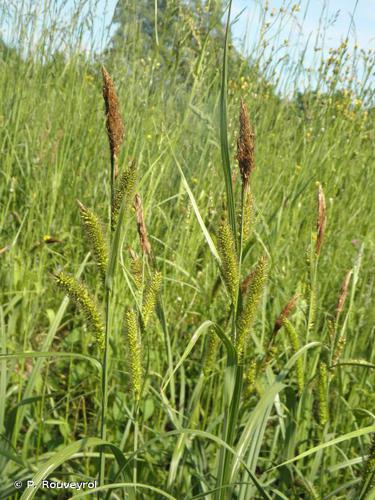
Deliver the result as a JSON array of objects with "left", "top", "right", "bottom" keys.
[
  {"left": 236, "top": 98, "right": 255, "bottom": 188},
  {"left": 359, "top": 433, "right": 375, "bottom": 495},
  {"left": 335, "top": 270, "right": 352, "bottom": 321},
  {"left": 236, "top": 256, "right": 268, "bottom": 363},
  {"left": 203, "top": 329, "right": 220, "bottom": 376},
  {"left": 317, "top": 361, "right": 329, "bottom": 426},
  {"left": 124, "top": 309, "right": 142, "bottom": 401},
  {"left": 111, "top": 160, "right": 137, "bottom": 231},
  {"left": 142, "top": 271, "right": 162, "bottom": 327},
  {"left": 77, "top": 201, "right": 108, "bottom": 283},
  {"left": 266, "top": 295, "right": 299, "bottom": 370},
  {"left": 240, "top": 268, "right": 255, "bottom": 295},
  {"left": 282, "top": 318, "right": 304, "bottom": 397},
  {"left": 217, "top": 217, "right": 239, "bottom": 306},
  {"left": 102, "top": 66, "right": 124, "bottom": 178},
  {"left": 55, "top": 272, "right": 105, "bottom": 351},
  {"left": 316, "top": 183, "right": 326, "bottom": 256},
  {"left": 273, "top": 294, "right": 300, "bottom": 335}
]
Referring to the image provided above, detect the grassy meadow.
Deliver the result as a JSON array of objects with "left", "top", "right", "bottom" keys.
[{"left": 0, "top": 0, "right": 374, "bottom": 498}]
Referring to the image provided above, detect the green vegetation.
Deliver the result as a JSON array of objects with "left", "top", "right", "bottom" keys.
[{"left": 0, "top": 0, "right": 374, "bottom": 498}]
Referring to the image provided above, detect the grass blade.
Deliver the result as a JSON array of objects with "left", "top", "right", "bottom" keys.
[{"left": 220, "top": 0, "right": 237, "bottom": 239}]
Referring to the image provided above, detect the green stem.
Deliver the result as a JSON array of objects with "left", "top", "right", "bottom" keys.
[
  {"left": 216, "top": 364, "right": 243, "bottom": 500},
  {"left": 133, "top": 404, "right": 139, "bottom": 488},
  {"left": 99, "top": 155, "right": 116, "bottom": 492},
  {"left": 99, "top": 287, "right": 111, "bottom": 490}
]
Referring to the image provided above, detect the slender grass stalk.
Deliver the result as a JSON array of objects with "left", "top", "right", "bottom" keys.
[{"left": 99, "top": 66, "right": 124, "bottom": 490}]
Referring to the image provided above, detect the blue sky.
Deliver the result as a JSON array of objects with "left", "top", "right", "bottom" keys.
[
  {"left": 1, "top": 0, "right": 374, "bottom": 64},
  {"left": 231, "top": 0, "right": 374, "bottom": 55},
  {"left": 85, "top": 0, "right": 375, "bottom": 52}
]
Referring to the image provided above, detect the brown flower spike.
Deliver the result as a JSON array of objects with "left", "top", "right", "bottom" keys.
[
  {"left": 335, "top": 270, "right": 352, "bottom": 319},
  {"left": 236, "top": 98, "right": 255, "bottom": 188},
  {"left": 134, "top": 193, "right": 152, "bottom": 257},
  {"left": 102, "top": 66, "right": 124, "bottom": 178},
  {"left": 273, "top": 293, "right": 300, "bottom": 334}
]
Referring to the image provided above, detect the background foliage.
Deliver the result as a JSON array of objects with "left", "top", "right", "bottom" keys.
[{"left": 0, "top": 0, "right": 374, "bottom": 498}]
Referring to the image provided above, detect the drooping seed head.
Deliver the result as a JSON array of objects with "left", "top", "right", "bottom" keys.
[
  {"left": 55, "top": 272, "right": 105, "bottom": 351},
  {"left": 236, "top": 98, "right": 255, "bottom": 188},
  {"left": 77, "top": 201, "right": 108, "bottom": 283}
]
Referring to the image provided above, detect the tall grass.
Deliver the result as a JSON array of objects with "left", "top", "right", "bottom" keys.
[{"left": 0, "top": 0, "right": 374, "bottom": 498}]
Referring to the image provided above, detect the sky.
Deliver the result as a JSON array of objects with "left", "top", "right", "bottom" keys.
[
  {"left": 82, "top": 0, "right": 375, "bottom": 54},
  {"left": 232, "top": 0, "right": 375, "bottom": 54},
  {"left": 1, "top": 0, "right": 374, "bottom": 87}
]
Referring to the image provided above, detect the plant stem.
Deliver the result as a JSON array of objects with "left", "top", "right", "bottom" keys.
[
  {"left": 99, "top": 287, "right": 111, "bottom": 489},
  {"left": 99, "top": 154, "right": 116, "bottom": 491},
  {"left": 216, "top": 364, "right": 244, "bottom": 500}
]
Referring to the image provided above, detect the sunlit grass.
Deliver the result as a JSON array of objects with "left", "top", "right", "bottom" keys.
[{"left": 0, "top": 1, "right": 374, "bottom": 498}]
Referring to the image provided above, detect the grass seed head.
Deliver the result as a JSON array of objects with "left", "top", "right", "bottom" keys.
[
  {"left": 111, "top": 160, "right": 137, "bottom": 231},
  {"left": 102, "top": 66, "right": 124, "bottom": 177},
  {"left": 142, "top": 270, "right": 162, "bottom": 327},
  {"left": 124, "top": 309, "right": 143, "bottom": 401},
  {"left": 317, "top": 361, "right": 329, "bottom": 426},
  {"left": 217, "top": 217, "right": 239, "bottom": 306},
  {"left": 236, "top": 98, "right": 255, "bottom": 188},
  {"left": 245, "top": 358, "right": 257, "bottom": 396},
  {"left": 78, "top": 201, "right": 108, "bottom": 283},
  {"left": 236, "top": 255, "right": 268, "bottom": 363},
  {"left": 55, "top": 272, "right": 105, "bottom": 351}
]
